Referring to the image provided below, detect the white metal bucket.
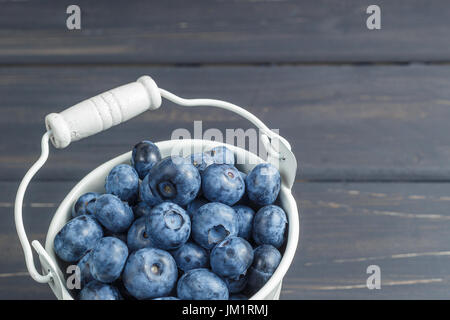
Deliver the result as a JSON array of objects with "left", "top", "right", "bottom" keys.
[{"left": 14, "top": 76, "right": 299, "bottom": 300}]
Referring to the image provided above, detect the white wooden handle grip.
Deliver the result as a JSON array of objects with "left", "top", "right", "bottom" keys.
[{"left": 45, "top": 75, "right": 162, "bottom": 148}]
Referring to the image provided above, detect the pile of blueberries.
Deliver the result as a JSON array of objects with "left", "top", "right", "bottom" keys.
[{"left": 54, "top": 141, "right": 288, "bottom": 300}]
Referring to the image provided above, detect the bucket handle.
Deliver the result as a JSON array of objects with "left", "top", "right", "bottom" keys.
[{"left": 15, "top": 75, "right": 297, "bottom": 287}]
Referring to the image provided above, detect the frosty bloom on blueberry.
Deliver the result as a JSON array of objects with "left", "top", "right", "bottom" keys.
[
  {"left": 191, "top": 202, "right": 239, "bottom": 250},
  {"left": 202, "top": 164, "right": 245, "bottom": 206},
  {"left": 105, "top": 164, "right": 139, "bottom": 203},
  {"left": 172, "top": 241, "right": 209, "bottom": 272},
  {"left": 177, "top": 268, "right": 229, "bottom": 300},
  {"left": 246, "top": 163, "right": 281, "bottom": 206},
  {"left": 145, "top": 201, "right": 191, "bottom": 250},
  {"left": 79, "top": 281, "right": 122, "bottom": 300},
  {"left": 72, "top": 192, "right": 99, "bottom": 218},
  {"left": 123, "top": 248, "right": 178, "bottom": 299},
  {"left": 89, "top": 237, "right": 128, "bottom": 283},
  {"left": 252, "top": 205, "right": 287, "bottom": 248},
  {"left": 210, "top": 236, "right": 254, "bottom": 279},
  {"left": 94, "top": 194, "right": 134, "bottom": 233},
  {"left": 57, "top": 138, "right": 290, "bottom": 300},
  {"left": 246, "top": 244, "right": 281, "bottom": 295},
  {"left": 131, "top": 140, "right": 161, "bottom": 179},
  {"left": 127, "top": 217, "right": 155, "bottom": 252},
  {"left": 54, "top": 215, "right": 103, "bottom": 262},
  {"left": 140, "top": 156, "right": 201, "bottom": 206}
]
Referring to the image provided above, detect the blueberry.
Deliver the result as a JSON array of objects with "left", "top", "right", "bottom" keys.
[
  {"left": 177, "top": 268, "right": 229, "bottom": 300},
  {"left": 232, "top": 205, "right": 255, "bottom": 240},
  {"left": 72, "top": 192, "right": 99, "bottom": 218},
  {"left": 94, "top": 194, "right": 134, "bottom": 233},
  {"left": 132, "top": 201, "right": 152, "bottom": 218},
  {"left": 209, "top": 146, "right": 235, "bottom": 165},
  {"left": 229, "top": 293, "right": 247, "bottom": 300},
  {"left": 105, "top": 164, "right": 139, "bottom": 203},
  {"left": 131, "top": 140, "right": 162, "bottom": 179},
  {"left": 146, "top": 202, "right": 191, "bottom": 250},
  {"left": 76, "top": 251, "right": 94, "bottom": 287},
  {"left": 245, "top": 245, "right": 282, "bottom": 296},
  {"left": 140, "top": 156, "right": 201, "bottom": 207},
  {"left": 252, "top": 205, "right": 287, "bottom": 248},
  {"left": 153, "top": 296, "right": 180, "bottom": 300},
  {"left": 210, "top": 237, "right": 253, "bottom": 279},
  {"left": 202, "top": 164, "right": 245, "bottom": 206},
  {"left": 123, "top": 248, "right": 178, "bottom": 300},
  {"left": 79, "top": 280, "right": 121, "bottom": 300},
  {"left": 90, "top": 237, "right": 128, "bottom": 283},
  {"left": 54, "top": 215, "right": 103, "bottom": 262},
  {"left": 222, "top": 273, "right": 248, "bottom": 293},
  {"left": 191, "top": 202, "right": 239, "bottom": 250},
  {"left": 245, "top": 163, "right": 281, "bottom": 206},
  {"left": 127, "top": 217, "right": 155, "bottom": 252},
  {"left": 186, "top": 197, "right": 208, "bottom": 219},
  {"left": 252, "top": 244, "right": 282, "bottom": 274},
  {"left": 172, "top": 242, "right": 209, "bottom": 272},
  {"left": 187, "top": 152, "right": 214, "bottom": 173}
]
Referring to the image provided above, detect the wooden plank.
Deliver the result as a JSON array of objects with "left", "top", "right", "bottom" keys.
[
  {"left": 2, "top": 65, "right": 450, "bottom": 181},
  {"left": 1, "top": 0, "right": 450, "bottom": 64},
  {"left": 3, "top": 181, "right": 450, "bottom": 299}
]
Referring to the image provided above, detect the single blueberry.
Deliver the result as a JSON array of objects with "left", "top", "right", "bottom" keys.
[
  {"left": 131, "top": 140, "right": 162, "bottom": 179},
  {"left": 186, "top": 197, "right": 208, "bottom": 220},
  {"left": 54, "top": 215, "right": 103, "bottom": 262},
  {"left": 72, "top": 192, "right": 100, "bottom": 218},
  {"left": 210, "top": 236, "right": 254, "bottom": 279},
  {"left": 94, "top": 194, "right": 134, "bottom": 233},
  {"left": 191, "top": 202, "right": 239, "bottom": 250},
  {"left": 208, "top": 146, "right": 235, "bottom": 165},
  {"left": 177, "top": 268, "right": 229, "bottom": 300},
  {"left": 222, "top": 273, "right": 248, "bottom": 293},
  {"left": 132, "top": 201, "right": 152, "bottom": 218},
  {"left": 172, "top": 242, "right": 209, "bottom": 272},
  {"left": 252, "top": 205, "right": 287, "bottom": 248},
  {"left": 229, "top": 293, "right": 247, "bottom": 300},
  {"left": 202, "top": 164, "right": 245, "bottom": 206},
  {"left": 127, "top": 217, "right": 155, "bottom": 252},
  {"left": 140, "top": 156, "right": 201, "bottom": 207},
  {"left": 153, "top": 296, "right": 180, "bottom": 300},
  {"left": 123, "top": 248, "right": 178, "bottom": 300},
  {"left": 76, "top": 251, "right": 94, "bottom": 287},
  {"left": 187, "top": 152, "right": 214, "bottom": 173},
  {"left": 90, "top": 237, "right": 128, "bottom": 283},
  {"left": 245, "top": 163, "right": 281, "bottom": 206},
  {"left": 232, "top": 205, "right": 255, "bottom": 240},
  {"left": 79, "top": 280, "right": 121, "bottom": 300},
  {"left": 105, "top": 164, "right": 139, "bottom": 203},
  {"left": 146, "top": 202, "right": 191, "bottom": 250},
  {"left": 252, "top": 244, "right": 282, "bottom": 274}
]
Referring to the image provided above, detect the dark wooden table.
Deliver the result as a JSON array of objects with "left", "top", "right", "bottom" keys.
[{"left": 2, "top": 0, "right": 450, "bottom": 299}]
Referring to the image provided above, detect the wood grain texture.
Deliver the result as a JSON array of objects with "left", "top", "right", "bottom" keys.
[
  {"left": 3, "top": 181, "right": 450, "bottom": 299},
  {"left": 2, "top": 65, "right": 450, "bottom": 181},
  {"left": 1, "top": 0, "right": 450, "bottom": 64}
]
